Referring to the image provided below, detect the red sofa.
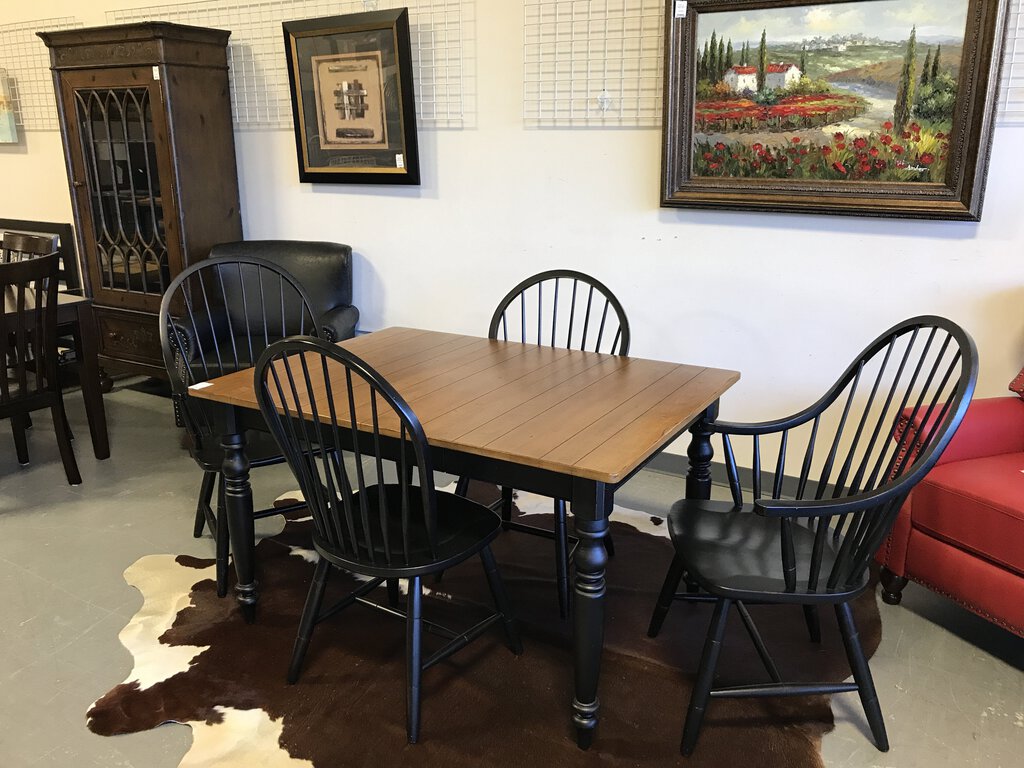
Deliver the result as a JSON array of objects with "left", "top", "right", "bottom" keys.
[{"left": 878, "top": 396, "right": 1024, "bottom": 638}]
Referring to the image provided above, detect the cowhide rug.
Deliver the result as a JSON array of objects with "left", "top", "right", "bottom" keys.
[{"left": 88, "top": 482, "right": 881, "bottom": 767}]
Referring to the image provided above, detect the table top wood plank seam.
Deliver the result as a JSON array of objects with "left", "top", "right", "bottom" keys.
[
  {"left": 539, "top": 364, "right": 711, "bottom": 468},
  {"left": 570, "top": 367, "right": 741, "bottom": 482},
  {"left": 440, "top": 354, "right": 632, "bottom": 446},
  {"left": 477, "top": 358, "right": 694, "bottom": 459}
]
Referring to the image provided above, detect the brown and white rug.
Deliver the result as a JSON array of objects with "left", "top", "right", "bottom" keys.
[{"left": 88, "top": 483, "right": 881, "bottom": 767}]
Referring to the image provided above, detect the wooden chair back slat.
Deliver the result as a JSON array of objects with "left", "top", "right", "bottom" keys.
[
  {"left": 158, "top": 256, "right": 318, "bottom": 455},
  {"left": 713, "top": 316, "right": 976, "bottom": 594},
  {"left": 256, "top": 338, "right": 439, "bottom": 568},
  {"left": 488, "top": 269, "right": 631, "bottom": 355}
]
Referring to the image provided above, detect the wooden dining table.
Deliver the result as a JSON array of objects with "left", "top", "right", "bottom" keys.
[
  {"left": 2, "top": 289, "right": 110, "bottom": 459},
  {"left": 189, "top": 326, "right": 739, "bottom": 748}
]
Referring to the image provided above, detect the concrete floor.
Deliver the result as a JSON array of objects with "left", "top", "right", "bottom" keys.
[{"left": 1, "top": 383, "right": 1021, "bottom": 766}]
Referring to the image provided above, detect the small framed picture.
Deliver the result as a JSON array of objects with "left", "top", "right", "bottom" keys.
[{"left": 283, "top": 9, "right": 420, "bottom": 185}]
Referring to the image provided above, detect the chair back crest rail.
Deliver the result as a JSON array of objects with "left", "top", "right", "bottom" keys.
[
  {"left": 158, "top": 255, "right": 318, "bottom": 450},
  {"left": 488, "top": 269, "right": 630, "bottom": 355},
  {"left": 710, "top": 316, "right": 977, "bottom": 593},
  {"left": 256, "top": 338, "right": 439, "bottom": 567},
  {"left": 1, "top": 254, "right": 61, "bottom": 407}
]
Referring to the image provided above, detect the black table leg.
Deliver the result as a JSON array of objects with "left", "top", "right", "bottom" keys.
[
  {"left": 571, "top": 478, "right": 611, "bottom": 749},
  {"left": 685, "top": 401, "right": 719, "bottom": 501},
  {"left": 222, "top": 428, "right": 257, "bottom": 622}
]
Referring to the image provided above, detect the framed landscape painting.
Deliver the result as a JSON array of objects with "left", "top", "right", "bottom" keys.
[
  {"left": 661, "top": 0, "right": 1010, "bottom": 220},
  {"left": 283, "top": 9, "right": 420, "bottom": 185}
]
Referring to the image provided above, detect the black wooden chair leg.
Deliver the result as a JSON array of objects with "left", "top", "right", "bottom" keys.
[
  {"left": 406, "top": 575, "right": 424, "bottom": 744},
  {"left": 12, "top": 413, "right": 30, "bottom": 465},
  {"left": 836, "top": 601, "right": 889, "bottom": 752},
  {"left": 387, "top": 578, "right": 400, "bottom": 607},
  {"left": 648, "top": 554, "right": 686, "bottom": 638},
  {"left": 50, "top": 401, "right": 81, "bottom": 485},
  {"left": 681, "top": 598, "right": 732, "bottom": 756},
  {"left": 193, "top": 470, "right": 217, "bottom": 538},
  {"left": 480, "top": 546, "right": 523, "bottom": 655},
  {"left": 215, "top": 477, "right": 229, "bottom": 598},
  {"left": 453, "top": 475, "right": 470, "bottom": 497},
  {"left": 288, "top": 557, "right": 331, "bottom": 684},
  {"left": 803, "top": 605, "right": 822, "bottom": 643},
  {"left": 553, "top": 498, "right": 570, "bottom": 619},
  {"left": 879, "top": 567, "right": 909, "bottom": 605}
]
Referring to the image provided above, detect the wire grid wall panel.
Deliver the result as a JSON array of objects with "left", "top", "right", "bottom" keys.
[
  {"left": 1000, "top": 0, "right": 1024, "bottom": 124},
  {"left": 107, "top": 0, "right": 472, "bottom": 129},
  {"left": 0, "top": 18, "right": 83, "bottom": 130},
  {"left": 525, "top": 0, "right": 1024, "bottom": 128},
  {"left": 524, "top": 0, "right": 664, "bottom": 127}
]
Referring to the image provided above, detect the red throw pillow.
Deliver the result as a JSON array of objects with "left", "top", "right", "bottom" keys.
[{"left": 1011, "top": 367, "right": 1024, "bottom": 398}]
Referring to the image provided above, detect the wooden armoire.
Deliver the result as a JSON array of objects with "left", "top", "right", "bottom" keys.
[{"left": 39, "top": 22, "right": 242, "bottom": 381}]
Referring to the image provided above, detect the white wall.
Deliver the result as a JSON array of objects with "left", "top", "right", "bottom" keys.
[{"left": 3, "top": 2, "right": 1023, "bottom": 453}]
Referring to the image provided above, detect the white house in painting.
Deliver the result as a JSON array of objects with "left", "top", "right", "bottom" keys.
[
  {"left": 765, "top": 63, "right": 801, "bottom": 89},
  {"left": 723, "top": 65, "right": 758, "bottom": 92},
  {"left": 723, "top": 63, "right": 801, "bottom": 93}
]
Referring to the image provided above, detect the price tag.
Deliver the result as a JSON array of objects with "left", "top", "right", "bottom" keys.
[
  {"left": 674, "top": 1, "right": 687, "bottom": 18},
  {"left": 396, "top": 153, "right": 405, "bottom": 169},
  {"left": 152, "top": 66, "right": 160, "bottom": 80}
]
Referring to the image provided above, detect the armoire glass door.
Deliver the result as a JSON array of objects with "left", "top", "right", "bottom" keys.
[{"left": 73, "top": 85, "right": 171, "bottom": 304}]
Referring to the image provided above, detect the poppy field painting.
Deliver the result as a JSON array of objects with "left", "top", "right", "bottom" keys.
[{"left": 661, "top": 0, "right": 1010, "bottom": 220}]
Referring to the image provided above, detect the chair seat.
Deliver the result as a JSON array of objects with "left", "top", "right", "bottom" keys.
[
  {"left": 911, "top": 453, "right": 1024, "bottom": 577},
  {"left": 316, "top": 486, "right": 502, "bottom": 577},
  {"left": 667, "top": 499, "right": 867, "bottom": 603}
]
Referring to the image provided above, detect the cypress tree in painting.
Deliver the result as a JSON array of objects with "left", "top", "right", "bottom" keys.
[
  {"left": 921, "top": 48, "right": 932, "bottom": 85},
  {"left": 757, "top": 29, "right": 767, "bottom": 91},
  {"left": 725, "top": 40, "right": 734, "bottom": 73},
  {"left": 800, "top": 45, "right": 807, "bottom": 77},
  {"left": 893, "top": 26, "right": 917, "bottom": 133},
  {"left": 932, "top": 45, "right": 941, "bottom": 79},
  {"left": 709, "top": 30, "right": 718, "bottom": 82},
  {"left": 718, "top": 38, "right": 726, "bottom": 80}
]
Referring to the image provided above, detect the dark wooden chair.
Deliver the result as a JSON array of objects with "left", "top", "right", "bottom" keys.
[
  {"left": 464, "top": 269, "right": 630, "bottom": 618},
  {"left": 255, "top": 336, "right": 522, "bottom": 744},
  {"left": 2, "top": 230, "right": 82, "bottom": 377},
  {"left": 646, "top": 316, "right": 978, "bottom": 756},
  {"left": 1, "top": 254, "right": 81, "bottom": 484},
  {"left": 159, "top": 256, "right": 318, "bottom": 596}
]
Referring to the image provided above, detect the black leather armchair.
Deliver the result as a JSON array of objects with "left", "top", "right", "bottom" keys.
[{"left": 208, "top": 240, "right": 359, "bottom": 341}]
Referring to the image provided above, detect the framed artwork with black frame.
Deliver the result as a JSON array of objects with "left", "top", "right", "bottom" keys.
[
  {"left": 283, "top": 8, "right": 420, "bottom": 185},
  {"left": 661, "top": 0, "right": 1009, "bottom": 220}
]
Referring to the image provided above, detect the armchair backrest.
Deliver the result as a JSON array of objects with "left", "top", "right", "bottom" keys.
[
  {"left": 209, "top": 240, "right": 353, "bottom": 317},
  {"left": 715, "top": 316, "right": 977, "bottom": 592}
]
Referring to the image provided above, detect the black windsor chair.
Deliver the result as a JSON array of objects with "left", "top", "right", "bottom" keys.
[
  {"left": 159, "top": 256, "right": 317, "bottom": 596},
  {"left": 458, "top": 269, "right": 630, "bottom": 619},
  {"left": 1, "top": 254, "right": 80, "bottom": 484},
  {"left": 646, "top": 316, "right": 978, "bottom": 756},
  {"left": 254, "top": 336, "right": 522, "bottom": 744}
]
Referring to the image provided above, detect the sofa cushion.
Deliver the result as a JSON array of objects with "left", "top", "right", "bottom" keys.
[{"left": 910, "top": 452, "right": 1024, "bottom": 577}]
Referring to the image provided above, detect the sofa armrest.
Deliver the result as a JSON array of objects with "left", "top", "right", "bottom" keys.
[
  {"left": 934, "top": 396, "right": 1024, "bottom": 465},
  {"left": 320, "top": 305, "right": 359, "bottom": 343}
]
